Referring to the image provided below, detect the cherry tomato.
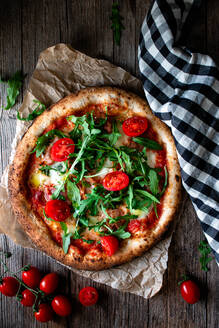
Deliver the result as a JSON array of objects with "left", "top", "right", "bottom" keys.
[
  {"left": 34, "top": 303, "right": 54, "bottom": 322},
  {"left": 51, "top": 295, "right": 72, "bottom": 316},
  {"left": 103, "top": 171, "right": 129, "bottom": 191},
  {"left": 127, "top": 219, "right": 141, "bottom": 234},
  {"left": 100, "top": 235, "right": 119, "bottom": 256},
  {"left": 78, "top": 287, "right": 99, "bottom": 306},
  {"left": 20, "top": 289, "right": 36, "bottom": 307},
  {"left": 50, "top": 137, "right": 75, "bottom": 162},
  {"left": 122, "top": 116, "right": 148, "bottom": 137},
  {"left": 40, "top": 273, "right": 59, "bottom": 294},
  {"left": 180, "top": 279, "right": 200, "bottom": 304},
  {"left": 22, "top": 266, "right": 41, "bottom": 288},
  {"left": 0, "top": 277, "right": 19, "bottom": 297},
  {"left": 45, "top": 199, "right": 71, "bottom": 221}
]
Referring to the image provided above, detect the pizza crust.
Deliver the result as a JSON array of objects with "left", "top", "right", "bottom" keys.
[{"left": 8, "top": 87, "right": 181, "bottom": 270}]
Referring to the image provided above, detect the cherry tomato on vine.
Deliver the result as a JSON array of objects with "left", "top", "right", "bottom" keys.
[
  {"left": 50, "top": 137, "right": 75, "bottom": 162},
  {"left": 103, "top": 171, "right": 129, "bottom": 191},
  {"left": 122, "top": 116, "right": 148, "bottom": 137},
  {"left": 20, "top": 289, "right": 36, "bottom": 307},
  {"left": 100, "top": 235, "right": 119, "bottom": 256},
  {"left": 45, "top": 199, "right": 71, "bottom": 221},
  {"left": 78, "top": 287, "right": 99, "bottom": 306},
  {"left": 40, "top": 272, "right": 59, "bottom": 294},
  {"left": 22, "top": 266, "right": 41, "bottom": 288},
  {"left": 0, "top": 277, "right": 19, "bottom": 297},
  {"left": 51, "top": 295, "right": 72, "bottom": 316},
  {"left": 179, "top": 279, "right": 200, "bottom": 304},
  {"left": 34, "top": 303, "right": 54, "bottom": 322}
]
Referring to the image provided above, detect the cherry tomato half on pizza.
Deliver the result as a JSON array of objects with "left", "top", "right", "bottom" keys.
[
  {"left": 103, "top": 171, "right": 129, "bottom": 191},
  {"left": 122, "top": 116, "right": 148, "bottom": 137},
  {"left": 45, "top": 200, "right": 71, "bottom": 221},
  {"left": 50, "top": 137, "right": 75, "bottom": 162},
  {"left": 100, "top": 236, "right": 119, "bottom": 256}
]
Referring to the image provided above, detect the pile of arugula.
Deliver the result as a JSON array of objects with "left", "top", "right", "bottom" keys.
[{"left": 33, "top": 112, "right": 167, "bottom": 253}]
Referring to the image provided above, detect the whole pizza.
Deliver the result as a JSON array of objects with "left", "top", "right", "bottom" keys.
[{"left": 9, "top": 87, "right": 181, "bottom": 270}]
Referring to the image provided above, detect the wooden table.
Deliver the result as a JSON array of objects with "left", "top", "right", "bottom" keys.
[{"left": 0, "top": 1, "right": 218, "bottom": 327}]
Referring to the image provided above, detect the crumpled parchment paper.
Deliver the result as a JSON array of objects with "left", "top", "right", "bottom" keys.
[{"left": 0, "top": 43, "right": 180, "bottom": 298}]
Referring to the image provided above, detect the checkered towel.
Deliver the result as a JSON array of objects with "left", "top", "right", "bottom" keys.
[{"left": 138, "top": 0, "right": 219, "bottom": 264}]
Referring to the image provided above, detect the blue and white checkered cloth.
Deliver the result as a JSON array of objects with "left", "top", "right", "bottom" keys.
[{"left": 138, "top": 0, "right": 219, "bottom": 264}]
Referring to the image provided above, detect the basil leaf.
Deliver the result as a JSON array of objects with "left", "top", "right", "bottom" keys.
[
  {"left": 135, "top": 189, "right": 160, "bottom": 203},
  {"left": 17, "top": 100, "right": 46, "bottom": 121},
  {"left": 67, "top": 180, "right": 81, "bottom": 207},
  {"left": 148, "top": 169, "right": 159, "bottom": 195},
  {"left": 133, "top": 137, "right": 162, "bottom": 150},
  {"left": 1, "top": 71, "right": 24, "bottom": 110}
]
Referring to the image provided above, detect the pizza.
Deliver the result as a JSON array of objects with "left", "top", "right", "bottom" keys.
[{"left": 9, "top": 87, "right": 181, "bottom": 270}]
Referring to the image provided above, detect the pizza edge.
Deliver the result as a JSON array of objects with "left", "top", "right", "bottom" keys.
[{"left": 8, "top": 86, "right": 181, "bottom": 271}]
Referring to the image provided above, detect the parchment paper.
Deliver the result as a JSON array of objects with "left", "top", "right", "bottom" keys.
[{"left": 0, "top": 43, "right": 175, "bottom": 298}]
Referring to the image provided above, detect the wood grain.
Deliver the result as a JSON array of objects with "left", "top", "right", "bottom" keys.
[{"left": 0, "top": 0, "right": 218, "bottom": 327}]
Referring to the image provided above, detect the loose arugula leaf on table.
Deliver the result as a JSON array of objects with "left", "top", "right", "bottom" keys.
[
  {"left": 17, "top": 99, "right": 46, "bottom": 121},
  {"left": 133, "top": 137, "right": 162, "bottom": 150},
  {"left": 31, "top": 129, "right": 67, "bottom": 157},
  {"left": 198, "top": 240, "right": 213, "bottom": 271},
  {"left": 110, "top": 2, "right": 124, "bottom": 46},
  {"left": 0, "top": 71, "right": 24, "bottom": 110}
]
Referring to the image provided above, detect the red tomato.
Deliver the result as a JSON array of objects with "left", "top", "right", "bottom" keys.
[
  {"left": 180, "top": 280, "right": 200, "bottom": 304},
  {"left": 20, "top": 289, "right": 35, "bottom": 307},
  {"left": 45, "top": 199, "right": 71, "bottom": 221},
  {"left": 122, "top": 116, "right": 148, "bottom": 137},
  {"left": 51, "top": 295, "right": 72, "bottom": 316},
  {"left": 50, "top": 137, "right": 75, "bottom": 161},
  {"left": 22, "top": 266, "right": 41, "bottom": 288},
  {"left": 78, "top": 287, "right": 99, "bottom": 306},
  {"left": 0, "top": 277, "right": 19, "bottom": 297},
  {"left": 34, "top": 303, "right": 54, "bottom": 322},
  {"left": 127, "top": 219, "right": 141, "bottom": 234},
  {"left": 40, "top": 273, "right": 59, "bottom": 294},
  {"left": 100, "top": 235, "right": 119, "bottom": 256},
  {"left": 103, "top": 171, "right": 129, "bottom": 191}
]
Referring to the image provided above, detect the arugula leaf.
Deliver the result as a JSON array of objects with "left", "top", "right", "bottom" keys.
[
  {"left": 135, "top": 189, "right": 160, "bottom": 203},
  {"left": 51, "top": 181, "right": 66, "bottom": 200},
  {"left": 133, "top": 137, "right": 162, "bottom": 150},
  {"left": 198, "top": 240, "right": 213, "bottom": 271},
  {"left": 1, "top": 71, "right": 24, "bottom": 110},
  {"left": 43, "top": 209, "right": 57, "bottom": 222},
  {"left": 59, "top": 222, "right": 73, "bottom": 254},
  {"left": 67, "top": 180, "right": 81, "bottom": 207},
  {"left": 17, "top": 99, "right": 46, "bottom": 121},
  {"left": 127, "top": 184, "right": 134, "bottom": 211},
  {"left": 108, "top": 120, "right": 121, "bottom": 146},
  {"left": 121, "top": 151, "right": 133, "bottom": 174},
  {"left": 112, "top": 228, "right": 131, "bottom": 239},
  {"left": 148, "top": 169, "right": 159, "bottom": 195},
  {"left": 160, "top": 166, "right": 168, "bottom": 196},
  {"left": 110, "top": 3, "right": 124, "bottom": 45},
  {"left": 32, "top": 129, "right": 67, "bottom": 157}
]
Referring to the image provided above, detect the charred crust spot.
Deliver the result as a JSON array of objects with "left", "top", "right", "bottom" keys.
[{"left": 175, "top": 174, "right": 180, "bottom": 182}]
